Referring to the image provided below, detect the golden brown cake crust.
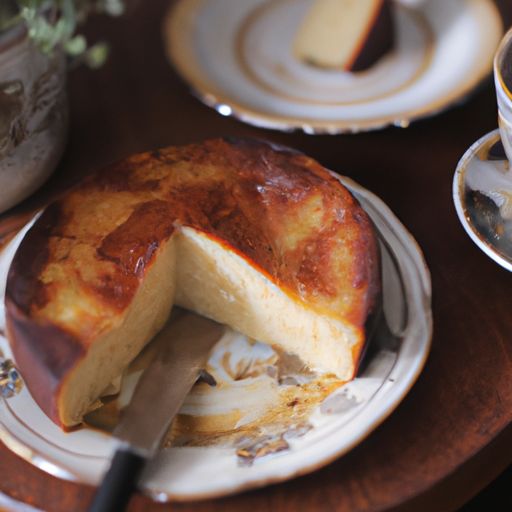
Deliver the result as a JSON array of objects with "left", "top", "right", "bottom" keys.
[{"left": 5, "top": 138, "right": 380, "bottom": 427}]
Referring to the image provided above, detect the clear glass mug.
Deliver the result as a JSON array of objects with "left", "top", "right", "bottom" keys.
[{"left": 495, "top": 27, "right": 512, "bottom": 163}]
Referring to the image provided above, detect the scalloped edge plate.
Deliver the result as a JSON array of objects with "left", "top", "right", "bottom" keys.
[
  {"left": 0, "top": 175, "right": 432, "bottom": 501},
  {"left": 164, "top": 0, "right": 502, "bottom": 133}
]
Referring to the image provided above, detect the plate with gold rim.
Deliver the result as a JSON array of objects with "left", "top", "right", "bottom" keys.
[
  {"left": 0, "top": 176, "right": 432, "bottom": 501},
  {"left": 164, "top": 0, "right": 502, "bottom": 134}
]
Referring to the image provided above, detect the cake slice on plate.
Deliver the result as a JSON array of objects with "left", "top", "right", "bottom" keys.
[{"left": 294, "top": 0, "right": 394, "bottom": 71}]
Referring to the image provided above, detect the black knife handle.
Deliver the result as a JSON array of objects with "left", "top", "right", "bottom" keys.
[{"left": 88, "top": 448, "right": 146, "bottom": 512}]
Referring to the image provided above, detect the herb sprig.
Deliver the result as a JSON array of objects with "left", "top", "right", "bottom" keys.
[{"left": 0, "top": 0, "right": 124, "bottom": 67}]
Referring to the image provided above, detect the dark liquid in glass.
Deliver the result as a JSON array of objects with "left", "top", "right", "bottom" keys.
[{"left": 501, "top": 44, "right": 512, "bottom": 93}]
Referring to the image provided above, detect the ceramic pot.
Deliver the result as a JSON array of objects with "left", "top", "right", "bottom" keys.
[{"left": 0, "top": 21, "right": 67, "bottom": 214}]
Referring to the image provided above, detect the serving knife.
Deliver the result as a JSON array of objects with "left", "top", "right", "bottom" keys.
[{"left": 88, "top": 311, "right": 224, "bottom": 512}]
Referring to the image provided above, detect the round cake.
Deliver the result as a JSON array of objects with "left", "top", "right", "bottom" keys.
[{"left": 5, "top": 138, "right": 381, "bottom": 428}]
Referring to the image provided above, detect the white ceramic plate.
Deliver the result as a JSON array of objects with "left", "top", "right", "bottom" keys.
[
  {"left": 0, "top": 176, "right": 432, "bottom": 501},
  {"left": 164, "top": 0, "right": 503, "bottom": 134}
]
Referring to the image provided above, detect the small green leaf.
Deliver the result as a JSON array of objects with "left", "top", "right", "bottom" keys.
[
  {"left": 84, "top": 42, "right": 109, "bottom": 69},
  {"left": 100, "top": 0, "right": 124, "bottom": 16},
  {"left": 64, "top": 34, "right": 86, "bottom": 55}
]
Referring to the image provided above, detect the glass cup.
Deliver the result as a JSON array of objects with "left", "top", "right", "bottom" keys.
[{"left": 495, "top": 27, "right": 512, "bottom": 163}]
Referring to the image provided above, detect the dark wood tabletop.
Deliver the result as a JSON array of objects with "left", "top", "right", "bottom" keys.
[{"left": 1, "top": 1, "right": 512, "bottom": 511}]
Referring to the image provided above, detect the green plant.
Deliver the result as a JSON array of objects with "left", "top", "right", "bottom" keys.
[{"left": 0, "top": 0, "right": 124, "bottom": 67}]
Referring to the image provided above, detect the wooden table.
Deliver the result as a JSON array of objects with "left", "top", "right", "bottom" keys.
[{"left": 1, "top": 1, "right": 511, "bottom": 510}]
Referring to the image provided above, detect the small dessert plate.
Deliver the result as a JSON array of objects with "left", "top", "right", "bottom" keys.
[
  {"left": 164, "top": 0, "right": 503, "bottom": 133},
  {"left": 453, "top": 129, "right": 512, "bottom": 271},
  {"left": 0, "top": 176, "right": 432, "bottom": 501}
]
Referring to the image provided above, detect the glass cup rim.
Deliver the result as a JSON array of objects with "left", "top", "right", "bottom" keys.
[{"left": 495, "top": 26, "right": 512, "bottom": 102}]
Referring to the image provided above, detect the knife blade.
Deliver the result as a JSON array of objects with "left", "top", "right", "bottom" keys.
[{"left": 88, "top": 310, "right": 224, "bottom": 512}]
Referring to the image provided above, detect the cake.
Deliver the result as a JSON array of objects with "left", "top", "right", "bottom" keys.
[
  {"left": 5, "top": 138, "right": 380, "bottom": 428},
  {"left": 294, "top": 0, "right": 394, "bottom": 71}
]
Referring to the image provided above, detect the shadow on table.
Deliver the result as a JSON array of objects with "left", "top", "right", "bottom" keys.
[{"left": 458, "top": 464, "right": 512, "bottom": 511}]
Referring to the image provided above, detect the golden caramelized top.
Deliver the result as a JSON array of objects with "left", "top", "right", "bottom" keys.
[{"left": 7, "top": 138, "right": 380, "bottom": 344}]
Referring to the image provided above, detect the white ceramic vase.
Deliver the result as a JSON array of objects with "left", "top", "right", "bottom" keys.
[{"left": 0, "top": 22, "right": 67, "bottom": 214}]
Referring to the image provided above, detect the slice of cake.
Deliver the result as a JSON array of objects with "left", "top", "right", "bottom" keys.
[
  {"left": 5, "top": 138, "right": 381, "bottom": 428},
  {"left": 294, "top": 0, "right": 394, "bottom": 71}
]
